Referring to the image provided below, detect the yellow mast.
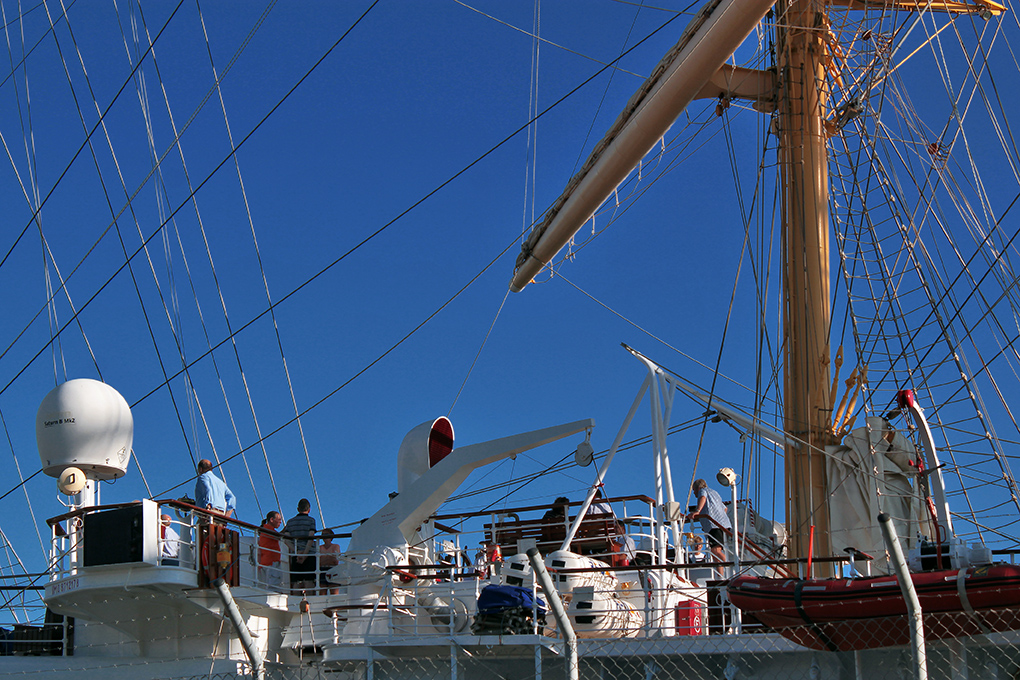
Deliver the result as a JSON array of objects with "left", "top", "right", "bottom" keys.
[
  {"left": 776, "top": 0, "right": 836, "bottom": 576},
  {"left": 773, "top": 0, "right": 1002, "bottom": 575}
]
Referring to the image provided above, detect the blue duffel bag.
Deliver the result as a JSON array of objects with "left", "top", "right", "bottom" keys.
[{"left": 476, "top": 584, "right": 546, "bottom": 614}]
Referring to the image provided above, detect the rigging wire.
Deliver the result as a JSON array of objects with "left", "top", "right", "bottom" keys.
[
  {"left": 193, "top": 0, "right": 292, "bottom": 520},
  {"left": 719, "top": 96, "right": 764, "bottom": 506},
  {"left": 453, "top": 0, "right": 648, "bottom": 79},
  {"left": 566, "top": 0, "right": 646, "bottom": 180},
  {"left": 0, "top": 0, "right": 375, "bottom": 526},
  {"left": 448, "top": 288, "right": 510, "bottom": 417},
  {"left": 524, "top": 0, "right": 541, "bottom": 240},
  {"left": 0, "top": 0, "right": 75, "bottom": 90},
  {"left": 120, "top": 1, "right": 266, "bottom": 515},
  {"left": 149, "top": 233, "right": 524, "bottom": 500},
  {"left": 1, "top": 2, "right": 48, "bottom": 382},
  {"left": 112, "top": 0, "right": 291, "bottom": 520},
  {"left": 36, "top": 0, "right": 198, "bottom": 500},
  {"left": 0, "top": 0, "right": 93, "bottom": 389},
  {"left": 446, "top": 416, "right": 706, "bottom": 506},
  {"left": 553, "top": 272, "right": 781, "bottom": 414},
  {"left": 49, "top": 0, "right": 233, "bottom": 503},
  {"left": 107, "top": 0, "right": 290, "bottom": 515},
  {"left": 825, "top": 6, "right": 1020, "bottom": 541},
  {"left": 117, "top": 0, "right": 215, "bottom": 480},
  {"left": 0, "top": 469, "right": 41, "bottom": 504},
  {"left": 439, "top": 450, "right": 576, "bottom": 536},
  {"left": 3, "top": 0, "right": 1015, "bottom": 587},
  {"left": 0, "top": 0, "right": 378, "bottom": 399},
  {"left": 0, "top": 410, "right": 45, "bottom": 561},
  {"left": 0, "top": 0, "right": 185, "bottom": 273},
  {"left": 0, "top": 2, "right": 678, "bottom": 407},
  {"left": 447, "top": 0, "right": 542, "bottom": 414},
  {"left": 533, "top": 81, "right": 763, "bottom": 282}
]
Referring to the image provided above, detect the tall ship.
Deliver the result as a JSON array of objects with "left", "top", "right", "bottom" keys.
[{"left": 0, "top": 1, "right": 1019, "bottom": 679}]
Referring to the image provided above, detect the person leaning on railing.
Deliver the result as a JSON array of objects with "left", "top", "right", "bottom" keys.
[
  {"left": 319, "top": 529, "right": 341, "bottom": 595},
  {"left": 258, "top": 511, "right": 284, "bottom": 590},
  {"left": 541, "top": 496, "right": 570, "bottom": 546}
]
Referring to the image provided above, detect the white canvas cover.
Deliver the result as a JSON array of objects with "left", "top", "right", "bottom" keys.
[{"left": 826, "top": 417, "right": 920, "bottom": 569}]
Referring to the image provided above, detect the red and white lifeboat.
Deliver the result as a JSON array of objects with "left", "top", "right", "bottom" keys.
[{"left": 728, "top": 564, "right": 1020, "bottom": 651}]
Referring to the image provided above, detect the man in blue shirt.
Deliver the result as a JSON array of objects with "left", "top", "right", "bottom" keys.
[
  {"left": 689, "top": 478, "right": 730, "bottom": 575},
  {"left": 195, "top": 459, "right": 236, "bottom": 518}
]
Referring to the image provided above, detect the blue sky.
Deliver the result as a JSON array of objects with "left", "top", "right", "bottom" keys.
[
  {"left": 1, "top": 0, "right": 1018, "bottom": 617},
  {"left": 0, "top": 0, "right": 765, "bottom": 579}
]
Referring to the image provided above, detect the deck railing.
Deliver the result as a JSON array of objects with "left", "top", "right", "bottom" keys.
[
  {"left": 43, "top": 495, "right": 856, "bottom": 588},
  {"left": 44, "top": 499, "right": 351, "bottom": 595}
]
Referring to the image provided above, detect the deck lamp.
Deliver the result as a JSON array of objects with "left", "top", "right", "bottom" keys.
[{"left": 717, "top": 467, "right": 741, "bottom": 608}]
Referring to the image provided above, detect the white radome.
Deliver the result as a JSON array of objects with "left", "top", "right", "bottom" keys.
[{"left": 36, "top": 379, "right": 133, "bottom": 480}]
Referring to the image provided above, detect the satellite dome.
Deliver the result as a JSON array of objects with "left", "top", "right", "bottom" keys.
[{"left": 36, "top": 379, "right": 133, "bottom": 480}]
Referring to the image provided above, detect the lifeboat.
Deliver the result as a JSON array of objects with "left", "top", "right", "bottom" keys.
[{"left": 727, "top": 564, "right": 1020, "bottom": 651}]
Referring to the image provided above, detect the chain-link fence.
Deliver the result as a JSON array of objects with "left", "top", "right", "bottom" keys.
[
  {"left": 5, "top": 620, "right": 1017, "bottom": 679},
  {"left": 283, "top": 628, "right": 1020, "bottom": 680},
  {"left": 304, "top": 613, "right": 1020, "bottom": 680}
]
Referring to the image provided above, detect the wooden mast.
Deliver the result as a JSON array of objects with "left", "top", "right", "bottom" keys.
[
  {"left": 772, "top": 0, "right": 1003, "bottom": 575},
  {"left": 776, "top": 0, "right": 835, "bottom": 575}
]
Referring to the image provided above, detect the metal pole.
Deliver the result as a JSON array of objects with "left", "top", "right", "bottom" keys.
[
  {"left": 562, "top": 378, "right": 649, "bottom": 552},
  {"left": 726, "top": 477, "right": 741, "bottom": 633},
  {"left": 878, "top": 513, "right": 927, "bottom": 680},
  {"left": 527, "top": 548, "right": 578, "bottom": 680},
  {"left": 212, "top": 578, "right": 264, "bottom": 680},
  {"left": 656, "top": 374, "right": 684, "bottom": 580},
  {"left": 729, "top": 482, "right": 740, "bottom": 576}
]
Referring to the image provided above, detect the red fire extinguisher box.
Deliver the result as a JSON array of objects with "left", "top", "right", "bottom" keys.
[{"left": 675, "top": 599, "right": 704, "bottom": 636}]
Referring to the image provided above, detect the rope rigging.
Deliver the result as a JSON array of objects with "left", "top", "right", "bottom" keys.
[
  {"left": 0, "top": 2, "right": 716, "bottom": 557},
  {"left": 0, "top": 1, "right": 381, "bottom": 525},
  {"left": 149, "top": 233, "right": 522, "bottom": 502},
  {"left": 826, "top": 4, "right": 1020, "bottom": 541}
]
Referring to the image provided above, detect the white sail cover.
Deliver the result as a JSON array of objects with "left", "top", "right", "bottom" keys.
[{"left": 826, "top": 417, "right": 920, "bottom": 568}]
